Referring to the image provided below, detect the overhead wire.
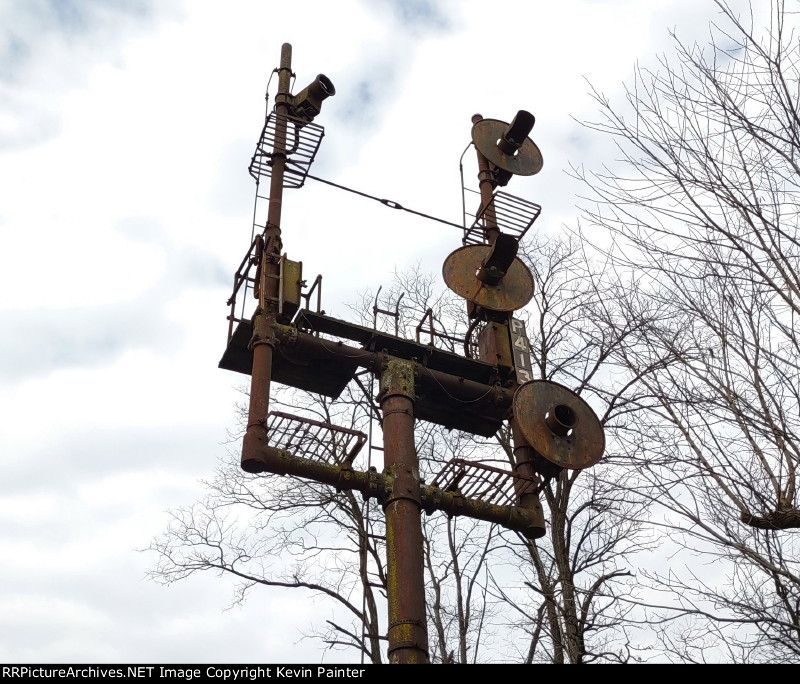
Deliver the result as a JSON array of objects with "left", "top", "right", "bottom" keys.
[{"left": 304, "top": 173, "right": 465, "bottom": 231}]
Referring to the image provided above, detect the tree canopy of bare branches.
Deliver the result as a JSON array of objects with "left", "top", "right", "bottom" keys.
[{"left": 576, "top": 0, "right": 800, "bottom": 662}]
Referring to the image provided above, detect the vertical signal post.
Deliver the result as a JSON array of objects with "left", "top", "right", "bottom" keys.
[{"left": 242, "top": 43, "right": 292, "bottom": 474}]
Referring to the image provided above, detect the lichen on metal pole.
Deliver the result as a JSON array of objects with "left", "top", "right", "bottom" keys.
[{"left": 380, "top": 358, "right": 429, "bottom": 664}]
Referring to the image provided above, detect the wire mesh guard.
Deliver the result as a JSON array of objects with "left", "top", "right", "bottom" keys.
[
  {"left": 462, "top": 190, "right": 542, "bottom": 246},
  {"left": 267, "top": 411, "right": 367, "bottom": 466},
  {"left": 249, "top": 112, "right": 325, "bottom": 188},
  {"left": 431, "top": 458, "right": 540, "bottom": 506}
]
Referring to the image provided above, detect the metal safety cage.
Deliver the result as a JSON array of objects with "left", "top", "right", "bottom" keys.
[
  {"left": 266, "top": 411, "right": 368, "bottom": 467},
  {"left": 249, "top": 112, "right": 326, "bottom": 188},
  {"left": 462, "top": 190, "right": 542, "bottom": 246},
  {"left": 431, "top": 458, "right": 541, "bottom": 507}
]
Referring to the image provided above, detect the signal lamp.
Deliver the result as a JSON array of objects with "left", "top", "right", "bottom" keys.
[
  {"left": 497, "top": 110, "right": 536, "bottom": 156},
  {"left": 290, "top": 74, "right": 336, "bottom": 123}
]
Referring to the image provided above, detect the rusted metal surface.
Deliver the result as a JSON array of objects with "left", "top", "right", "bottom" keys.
[
  {"left": 431, "top": 458, "right": 540, "bottom": 506},
  {"left": 470, "top": 285, "right": 545, "bottom": 537},
  {"left": 510, "top": 420, "right": 547, "bottom": 537},
  {"left": 443, "top": 244, "right": 534, "bottom": 312},
  {"left": 421, "top": 480, "right": 544, "bottom": 538},
  {"left": 471, "top": 117, "right": 543, "bottom": 177},
  {"left": 277, "top": 256, "right": 303, "bottom": 321},
  {"left": 263, "top": 42, "right": 292, "bottom": 252},
  {"left": 242, "top": 43, "right": 293, "bottom": 475},
  {"left": 266, "top": 411, "right": 367, "bottom": 466},
  {"left": 462, "top": 191, "right": 542, "bottom": 247},
  {"left": 249, "top": 113, "right": 326, "bottom": 189},
  {"left": 477, "top": 321, "right": 513, "bottom": 368},
  {"left": 220, "top": 318, "right": 360, "bottom": 397},
  {"left": 242, "top": 442, "right": 386, "bottom": 501},
  {"left": 471, "top": 114, "right": 500, "bottom": 244},
  {"left": 225, "top": 235, "right": 263, "bottom": 344},
  {"left": 513, "top": 380, "right": 605, "bottom": 470},
  {"left": 240, "top": 436, "right": 550, "bottom": 536},
  {"left": 228, "top": 48, "right": 580, "bottom": 666},
  {"left": 275, "top": 322, "right": 513, "bottom": 434},
  {"left": 224, "top": 318, "right": 514, "bottom": 434},
  {"left": 466, "top": 132, "right": 549, "bottom": 536},
  {"left": 476, "top": 233, "right": 519, "bottom": 285},
  {"left": 380, "top": 360, "right": 429, "bottom": 664},
  {"left": 243, "top": 338, "right": 275, "bottom": 474},
  {"left": 295, "top": 311, "right": 497, "bottom": 385}
]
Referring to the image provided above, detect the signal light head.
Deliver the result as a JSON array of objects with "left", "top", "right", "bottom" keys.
[
  {"left": 290, "top": 74, "right": 336, "bottom": 123},
  {"left": 497, "top": 110, "right": 535, "bottom": 156}
]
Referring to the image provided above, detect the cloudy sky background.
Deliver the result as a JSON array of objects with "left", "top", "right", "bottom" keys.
[{"left": 0, "top": 0, "right": 755, "bottom": 664}]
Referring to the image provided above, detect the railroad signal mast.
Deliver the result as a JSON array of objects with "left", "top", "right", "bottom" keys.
[{"left": 219, "top": 44, "right": 605, "bottom": 664}]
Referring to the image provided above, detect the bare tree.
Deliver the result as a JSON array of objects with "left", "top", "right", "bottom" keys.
[
  {"left": 148, "top": 389, "right": 388, "bottom": 662},
  {"left": 486, "top": 236, "right": 660, "bottom": 664},
  {"left": 423, "top": 514, "right": 499, "bottom": 663},
  {"left": 576, "top": 0, "right": 800, "bottom": 662}
]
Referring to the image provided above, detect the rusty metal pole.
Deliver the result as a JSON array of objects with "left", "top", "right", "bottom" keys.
[
  {"left": 471, "top": 114, "right": 545, "bottom": 536},
  {"left": 380, "top": 359, "right": 429, "bottom": 664},
  {"left": 510, "top": 421, "right": 546, "bottom": 536},
  {"left": 242, "top": 43, "right": 292, "bottom": 473}
]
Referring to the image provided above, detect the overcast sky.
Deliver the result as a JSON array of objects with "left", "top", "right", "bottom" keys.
[{"left": 0, "top": 0, "right": 754, "bottom": 665}]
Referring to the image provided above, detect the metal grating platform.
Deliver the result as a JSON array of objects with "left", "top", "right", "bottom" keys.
[
  {"left": 249, "top": 112, "right": 325, "bottom": 188},
  {"left": 267, "top": 411, "right": 367, "bottom": 466},
  {"left": 431, "top": 458, "right": 540, "bottom": 506},
  {"left": 463, "top": 190, "right": 542, "bottom": 245}
]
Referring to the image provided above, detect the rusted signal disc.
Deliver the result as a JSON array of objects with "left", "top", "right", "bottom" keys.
[
  {"left": 472, "top": 118, "right": 543, "bottom": 176},
  {"left": 443, "top": 245, "right": 534, "bottom": 312},
  {"left": 513, "top": 380, "right": 605, "bottom": 470}
]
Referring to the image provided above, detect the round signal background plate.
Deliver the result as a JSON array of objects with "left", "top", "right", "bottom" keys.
[
  {"left": 442, "top": 245, "right": 534, "bottom": 312},
  {"left": 513, "top": 380, "right": 605, "bottom": 470},
  {"left": 471, "top": 119, "right": 543, "bottom": 176}
]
